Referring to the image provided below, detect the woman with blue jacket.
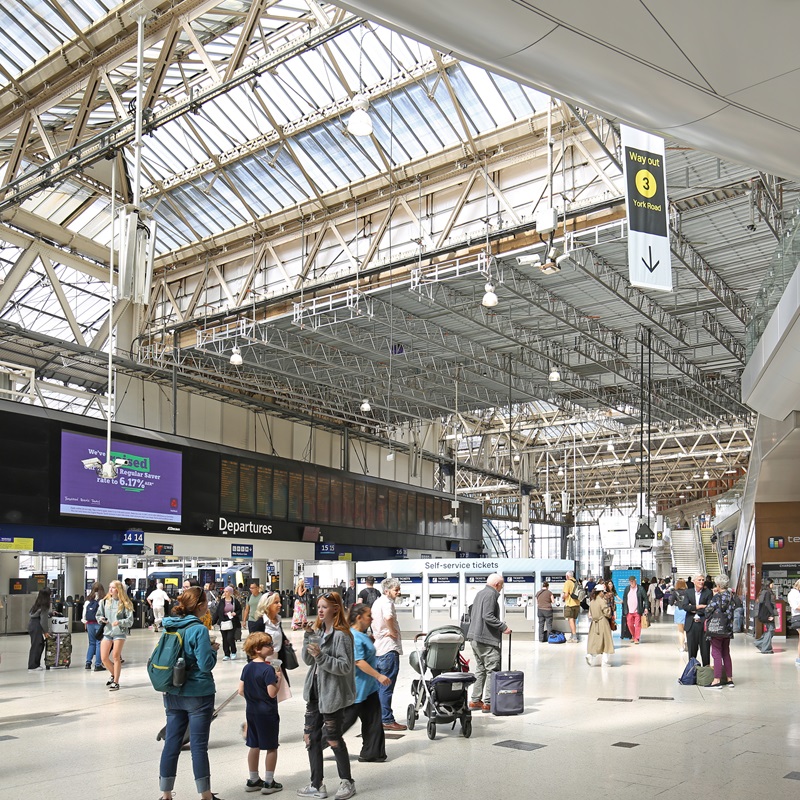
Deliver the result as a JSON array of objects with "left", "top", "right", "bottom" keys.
[{"left": 158, "top": 586, "right": 221, "bottom": 800}]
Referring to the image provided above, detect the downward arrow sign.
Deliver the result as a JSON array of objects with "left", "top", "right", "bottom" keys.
[{"left": 642, "top": 246, "right": 659, "bottom": 273}]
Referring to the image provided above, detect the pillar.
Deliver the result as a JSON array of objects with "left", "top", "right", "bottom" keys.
[
  {"left": 277, "top": 559, "right": 295, "bottom": 591},
  {"left": 97, "top": 555, "right": 119, "bottom": 591},
  {"left": 0, "top": 552, "right": 19, "bottom": 594},
  {"left": 253, "top": 559, "right": 268, "bottom": 589},
  {"left": 65, "top": 555, "right": 85, "bottom": 599},
  {"left": 520, "top": 493, "right": 531, "bottom": 559}
]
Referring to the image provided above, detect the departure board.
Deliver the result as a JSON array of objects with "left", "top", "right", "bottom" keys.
[
  {"left": 376, "top": 487, "right": 388, "bottom": 530},
  {"left": 329, "top": 476, "right": 342, "bottom": 525},
  {"left": 217, "top": 455, "right": 474, "bottom": 540},
  {"left": 354, "top": 482, "right": 366, "bottom": 528},
  {"left": 220, "top": 459, "right": 239, "bottom": 514},
  {"left": 272, "top": 468, "right": 288, "bottom": 518},
  {"left": 316, "top": 474, "right": 330, "bottom": 524},
  {"left": 238, "top": 463, "right": 256, "bottom": 515},
  {"left": 303, "top": 472, "right": 317, "bottom": 520},
  {"left": 388, "top": 489, "right": 398, "bottom": 531},
  {"left": 288, "top": 470, "right": 303, "bottom": 521},
  {"left": 256, "top": 466, "right": 272, "bottom": 517},
  {"left": 342, "top": 478, "right": 354, "bottom": 524}
]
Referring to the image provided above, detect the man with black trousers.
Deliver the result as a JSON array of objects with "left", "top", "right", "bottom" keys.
[{"left": 685, "top": 573, "right": 713, "bottom": 666}]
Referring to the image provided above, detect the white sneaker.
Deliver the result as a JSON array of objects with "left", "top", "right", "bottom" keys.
[
  {"left": 297, "top": 785, "right": 327, "bottom": 798},
  {"left": 602, "top": 654, "right": 611, "bottom": 666},
  {"left": 231, "top": 652, "right": 238, "bottom": 660},
  {"left": 334, "top": 780, "right": 355, "bottom": 800},
  {"left": 28, "top": 666, "right": 45, "bottom": 672},
  {"left": 585, "top": 654, "right": 593, "bottom": 666}
]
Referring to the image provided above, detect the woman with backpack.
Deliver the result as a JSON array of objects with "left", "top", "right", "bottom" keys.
[
  {"left": 81, "top": 581, "right": 105, "bottom": 671},
  {"left": 704, "top": 575, "right": 736, "bottom": 688},
  {"left": 97, "top": 580, "right": 134, "bottom": 691},
  {"left": 158, "top": 586, "right": 222, "bottom": 800},
  {"left": 27, "top": 589, "right": 52, "bottom": 672}
]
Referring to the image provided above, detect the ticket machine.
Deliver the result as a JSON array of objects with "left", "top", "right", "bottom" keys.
[
  {"left": 426, "top": 573, "right": 460, "bottom": 629},
  {"left": 503, "top": 573, "right": 537, "bottom": 624}
]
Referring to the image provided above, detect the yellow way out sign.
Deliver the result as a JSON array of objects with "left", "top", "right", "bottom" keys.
[{"left": 621, "top": 125, "right": 672, "bottom": 292}]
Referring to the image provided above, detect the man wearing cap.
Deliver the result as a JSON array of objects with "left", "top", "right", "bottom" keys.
[{"left": 467, "top": 573, "right": 512, "bottom": 713}]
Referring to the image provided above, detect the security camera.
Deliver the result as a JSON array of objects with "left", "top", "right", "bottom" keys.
[
  {"left": 100, "top": 544, "right": 112, "bottom": 553},
  {"left": 82, "top": 457, "right": 102, "bottom": 470},
  {"left": 113, "top": 458, "right": 130, "bottom": 467},
  {"left": 140, "top": 545, "right": 152, "bottom": 555}
]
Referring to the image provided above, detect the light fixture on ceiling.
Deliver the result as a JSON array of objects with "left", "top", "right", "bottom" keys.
[
  {"left": 679, "top": 494, "right": 686, "bottom": 499},
  {"left": 347, "top": 93, "right": 373, "bottom": 137},
  {"left": 606, "top": 441, "right": 615, "bottom": 452},
  {"left": 703, "top": 470, "right": 710, "bottom": 480},
  {"left": 686, "top": 484, "right": 693, "bottom": 489},
  {"left": 548, "top": 367, "right": 560, "bottom": 382},
  {"left": 482, "top": 282, "right": 498, "bottom": 308},
  {"left": 725, "top": 468, "right": 737, "bottom": 474},
  {"left": 386, "top": 451, "right": 395, "bottom": 462},
  {"left": 692, "top": 473, "right": 701, "bottom": 479},
  {"left": 715, "top": 453, "right": 723, "bottom": 463},
  {"left": 594, "top": 481, "right": 601, "bottom": 489},
  {"left": 230, "top": 346, "right": 243, "bottom": 366},
  {"left": 513, "top": 453, "right": 521, "bottom": 462},
  {"left": 557, "top": 466, "right": 564, "bottom": 477},
  {"left": 360, "top": 399, "right": 371, "bottom": 413}
]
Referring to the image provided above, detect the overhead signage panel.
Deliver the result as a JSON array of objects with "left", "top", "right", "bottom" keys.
[{"left": 621, "top": 125, "right": 672, "bottom": 292}]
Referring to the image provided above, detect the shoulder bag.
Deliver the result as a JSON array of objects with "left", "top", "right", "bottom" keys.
[
  {"left": 94, "top": 601, "right": 107, "bottom": 640},
  {"left": 280, "top": 638, "right": 299, "bottom": 670}
]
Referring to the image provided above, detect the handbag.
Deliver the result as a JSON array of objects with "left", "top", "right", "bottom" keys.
[
  {"left": 94, "top": 622, "right": 106, "bottom": 641},
  {"left": 791, "top": 614, "right": 800, "bottom": 630},
  {"left": 608, "top": 617, "right": 617, "bottom": 631},
  {"left": 220, "top": 619, "right": 234, "bottom": 631},
  {"left": 705, "top": 606, "right": 732, "bottom": 637},
  {"left": 641, "top": 613, "right": 650, "bottom": 629},
  {"left": 281, "top": 639, "right": 299, "bottom": 670}
]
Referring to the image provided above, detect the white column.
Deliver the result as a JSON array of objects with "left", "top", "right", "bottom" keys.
[
  {"left": 520, "top": 493, "right": 531, "bottom": 558},
  {"left": 253, "top": 559, "right": 268, "bottom": 588},
  {"left": 97, "top": 555, "right": 119, "bottom": 591},
  {"left": 277, "top": 560, "right": 295, "bottom": 591},
  {"left": 0, "top": 552, "right": 19, "bottom": 594},
  {"left": 64, "top": 555, "right": 85, "bottom": 599}
]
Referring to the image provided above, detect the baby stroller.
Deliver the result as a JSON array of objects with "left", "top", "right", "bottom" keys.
[{"left": 407, "top": 624, "right": 476, "bottom": 740}]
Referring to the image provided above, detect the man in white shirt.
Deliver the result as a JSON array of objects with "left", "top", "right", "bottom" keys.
[
  {"left": 147, "top": 582, "right": 170, "bottom": 632},
  {"left": 371, "top": 577, "right": 407, "bottom": 731}
]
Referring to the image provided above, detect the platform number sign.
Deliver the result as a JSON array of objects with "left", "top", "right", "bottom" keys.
[
  {"left": 621, "top": 125, "right": 672, "bottom": 292},
  {"left": 122, "top": 529, "right": 144, "bottom": 546}
]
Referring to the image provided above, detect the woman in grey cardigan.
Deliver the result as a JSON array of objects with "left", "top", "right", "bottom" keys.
[
  {"left": 27, "top": 589, "right": 52, "bottom": 671},
  {"left": 299, "top": 591, "right": 356, "bottom": 800}
]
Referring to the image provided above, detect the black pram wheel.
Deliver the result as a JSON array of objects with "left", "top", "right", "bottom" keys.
[
  {"left": 407, "top": 704, "right": 416, "bottom": 731},
  {"left": 427, "top": 720, "right": 436, "bottom": 740},
  {"left": 461, "top": 717, "right": 472, "bottom": 738}
]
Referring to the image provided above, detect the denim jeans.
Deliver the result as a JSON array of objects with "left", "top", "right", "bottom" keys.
[
  {"left": 304, "top": 702, "right": 351, "bottom": 788},
  {"left": 159, "top": 693, "right": 215, "bottom": 794},
  {"left": 376, "top": 650, "right": 400, "bottom": 724},
  {"left": 85, "top": 623, "right": 101, "bottom": 665}
]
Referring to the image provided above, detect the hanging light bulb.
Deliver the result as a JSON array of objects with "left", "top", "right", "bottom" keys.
[
  {"left": 360, "top": 399, "right": 371, "bottom": 413},
  {"left": 548, "top": 368, "right": 560, "bottom": 382},
  {"left": 347, "top": 93, "right": 373, "bottom": 137},
  {"left": 703, "top": 470, "right": 710, "bottom": 480},
  {"left": 606, "top": 441, "right": 615, "bottom": 452},
  {"left": 557, "top": 466, "right": 564, "bottom": 477},
  {"left": 482, "top": 282, "right": 498, "bottom": 308},
  {"left": 230, "top": 346, "right": 243, "bottom": 366},
  {"left": 594, "top": 481, "right": 601, "bottom": 489},
  {"left": 715, "top": 453, "right": 723, "bottom": 463},
  {"left": 513, "top": 453, "right": 521, "bottom": 462}
]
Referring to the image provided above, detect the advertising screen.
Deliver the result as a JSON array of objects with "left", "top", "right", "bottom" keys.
[{"left": 60, "top": 431, "right": 182, "bottom": 524}]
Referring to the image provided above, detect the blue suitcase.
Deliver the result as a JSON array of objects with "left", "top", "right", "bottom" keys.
[{"left": 490, "top": 634, "right": 524, "bottom": 716}]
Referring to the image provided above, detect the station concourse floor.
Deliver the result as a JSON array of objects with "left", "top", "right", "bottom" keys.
[{"left": 2, "top": 616, "right": 800, "bottom": 800}]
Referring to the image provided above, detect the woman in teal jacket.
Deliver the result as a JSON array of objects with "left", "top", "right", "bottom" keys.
[{"left": 158, "top": 587, "right": 221, "bottom": 800}]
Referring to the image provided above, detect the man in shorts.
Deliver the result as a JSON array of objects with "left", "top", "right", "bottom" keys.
[{"left": 562, "top": 571, "right": 581, "bottom": 643}]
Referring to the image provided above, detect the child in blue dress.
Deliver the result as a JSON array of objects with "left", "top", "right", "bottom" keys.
[{"left": 239, "top": 632, "right": 283, "bottom": 794}]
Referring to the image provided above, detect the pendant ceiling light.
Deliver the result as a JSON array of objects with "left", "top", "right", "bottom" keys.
[
  {"left": 482, "top": 282, "right": 498, "bottom": 308},
  {"left": 347, "top": 93, "right": 373, "bottom": 137}
]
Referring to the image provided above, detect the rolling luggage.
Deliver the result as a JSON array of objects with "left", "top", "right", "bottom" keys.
[
  {"left": 490, "top": 633, "right": 524, "bottom": 716},
  {"left": 45, "top": 632, "right": 72, "bottom": 669}
]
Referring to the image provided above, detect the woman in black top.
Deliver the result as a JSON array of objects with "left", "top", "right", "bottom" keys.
[
  {"left": 28, "top": 589, "right": 52, "bottom": 671},
  {"left": 753, "top": 578, "right": 776, "bottom": 654}
]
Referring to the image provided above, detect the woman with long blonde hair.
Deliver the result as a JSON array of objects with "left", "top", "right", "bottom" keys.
[
  {"left": 97, "top": 580, "right": 134, "bottom": 690},
  {"left": 292, "top": 578, "right": 308, "bottom": 630}
]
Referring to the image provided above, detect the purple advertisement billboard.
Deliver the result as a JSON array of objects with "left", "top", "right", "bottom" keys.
[{"left": 60, "top": 431, "right": 182, "bottom": 524}]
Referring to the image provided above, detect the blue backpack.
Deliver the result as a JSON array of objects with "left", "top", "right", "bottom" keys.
[
  {"left": 85, "top": 597, "right": 100, "bottom": 623},
  {"left": 548, "top": 631, "right": 566, "bottom": 644},
  {"left": 678, "top": 657, "right": 699, "bottom": 685}
]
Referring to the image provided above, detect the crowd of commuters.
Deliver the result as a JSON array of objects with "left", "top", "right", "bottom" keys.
[{"left": 22, "top": 568, "right": 800, "bottom": 800}]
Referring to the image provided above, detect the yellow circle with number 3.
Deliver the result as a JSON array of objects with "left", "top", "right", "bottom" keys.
[{"left": 635, "top": 169, "right": 657, "bottom": 198}]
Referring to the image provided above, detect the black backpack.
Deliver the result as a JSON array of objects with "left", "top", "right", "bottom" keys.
[{"left": 361, "top": 587, "right": 381, "bottom": 607}]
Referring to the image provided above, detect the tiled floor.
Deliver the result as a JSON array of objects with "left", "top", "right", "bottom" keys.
[{"left": 2, "top": 615, "right": 800, "bottom": 799}]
